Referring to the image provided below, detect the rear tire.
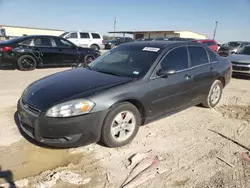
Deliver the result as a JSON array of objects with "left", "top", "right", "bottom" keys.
[
  {"left": 101, "top": 102, "right": 141, "bottom": 148},
  {"left": 90, "top": 44, "right": 99, "bottom": 50},
  {"left": 17, "top": 55, "right": 37, "bottom": 71},
  {"left": 201, "top": 80, "right": 223, "bottom": 108}
]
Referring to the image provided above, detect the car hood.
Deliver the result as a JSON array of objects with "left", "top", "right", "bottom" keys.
[
  {"left": 22, "top": 69, "right": 133, "bottom": 111},
  {"left": 229, "top": 54, "right": 250, "bottom": 63}
]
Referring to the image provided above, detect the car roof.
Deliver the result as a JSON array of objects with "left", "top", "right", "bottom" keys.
[
  {"left": 0, "top": 35, "right": 64, "bottom": 44},
  {"left": 194, "top": 39, "right": 216, "bottom": 42},
  {"left": 121, "top": 41, "right": 204, "bottom": 49}
]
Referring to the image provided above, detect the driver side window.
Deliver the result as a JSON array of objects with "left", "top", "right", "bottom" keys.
[{"left": 160, "top": 46, "right": 189, "bottom": 71}]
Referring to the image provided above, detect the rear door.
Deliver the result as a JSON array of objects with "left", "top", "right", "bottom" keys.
[
  {"left": 91, "top": 33, "right": 102, "bottom": 46},
  {"left": 79, "top": 32, "right": 91, "bottom": 47},
  {"left": 52, "top": 37, "right": 78, "bottom": 65},
  {"left": 147, "top": 46, "right": 195, "bottom": 119},
  {"left": 187, "top": 45, "right": 217, "bottom": 102},
  {"left": 31, "top": 37, "right": 62, "bottom": 65}
]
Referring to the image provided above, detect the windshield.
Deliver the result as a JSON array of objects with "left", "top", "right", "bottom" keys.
[
  {"left": 237, "top": 46, "right": 250, "bottom": 55},
  {"left": 88, "top": 45, "right": 160, "bottom": 78}
]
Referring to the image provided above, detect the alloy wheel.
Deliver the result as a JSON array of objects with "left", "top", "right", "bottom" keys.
[
  {"left": 210, "top": 85, "right": 221, "bottom": 105},
  {"left": 111, "top": 111, "right": 136, "bottom": 142}
]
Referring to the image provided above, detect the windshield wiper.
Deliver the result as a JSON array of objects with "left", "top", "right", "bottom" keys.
[{"left": 96, "top": 70, "right": 123, "bottom": 77}]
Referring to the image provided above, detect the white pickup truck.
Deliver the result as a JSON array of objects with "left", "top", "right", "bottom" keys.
[{"left": 60, "top": 31, "right": 104, "bottom": 50}]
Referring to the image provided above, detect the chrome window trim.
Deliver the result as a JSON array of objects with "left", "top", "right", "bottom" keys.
[{"left": 150, "top": 45, "right": 217, "bottom": 80}]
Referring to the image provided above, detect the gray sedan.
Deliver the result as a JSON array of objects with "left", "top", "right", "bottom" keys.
[{"left": 229, "top": 45, "right": 250, "bottom": 75}]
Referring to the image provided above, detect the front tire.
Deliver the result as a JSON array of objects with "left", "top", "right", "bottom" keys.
[
  {"left": 202, "top": 80, "right": 223, "bottom": 108},
  {"left": 84, "top": 54, "right": 95, "bottom": 64},
  {"left": 101, "top": 102, "right": 141, "bottom": 148},
  {"left": 17, "top": 55, "right": 37, "bottom": 71}
]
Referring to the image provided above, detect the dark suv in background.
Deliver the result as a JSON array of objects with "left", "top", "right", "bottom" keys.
[
  {"left": 218, "top": 41, "right": 250, "bottom": 57},
  {"left": 104, "top": 37, "right": 134, "bottom": 49}
]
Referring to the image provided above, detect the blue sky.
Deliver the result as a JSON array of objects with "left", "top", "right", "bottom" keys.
[{"left": 0, "top": 0, "right": 250, "bottom": 43}]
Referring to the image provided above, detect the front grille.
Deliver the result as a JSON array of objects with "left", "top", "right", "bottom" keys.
[
  {"left": 232, "top": 66, "right": 250, "bottom": 71},
  {"left": 21, "top": 99, "right": 41, "bottom": 116},
  {"left": 21, "top": 121, "right": 35, "bottom": 137},
  {"left": 232, "top": 61, "right": 250, "bottom": 66}
]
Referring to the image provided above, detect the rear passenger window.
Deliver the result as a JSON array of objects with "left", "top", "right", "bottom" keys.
[
  {"left": 207, "top": 49, "right": 218, "bottom": 62},
  {"left": 91, "top": 33, "right": 101, "bottom": 39},
  {"left": 188, "top": 46, "right": 209, "bottom": 67},
  {"left": 68, "top": 32, "right": 78, "bottom": 39},
  {"left": 160, "top": 47, "right": 189, "bottom": 71},
  {"left": 34, "top": 37, "right": 52, "bottom": 47},
  {"left": 80, "top": 32, "right": 90, "bottom": 39}
]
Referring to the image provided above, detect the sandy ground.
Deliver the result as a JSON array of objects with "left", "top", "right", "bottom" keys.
[{"left": 0, "top": 68, "right": 249, "bottom": 188}]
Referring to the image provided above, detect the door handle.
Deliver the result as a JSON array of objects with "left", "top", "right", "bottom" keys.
[
  {"left": 58, "top": 48, "right": 63, "bottom": 52},
  {"left": 210, "top": 67, "right": 214, "bottom": 72},
  {"left": 185, "top": 75, "right": 192, "bottom": 80}
]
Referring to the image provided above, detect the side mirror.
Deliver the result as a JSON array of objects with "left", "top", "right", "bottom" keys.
[{"left": 157, "top": 68, "right": 176, "bottom": 77}]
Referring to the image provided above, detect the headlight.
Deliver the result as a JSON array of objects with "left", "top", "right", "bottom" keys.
[{"left": 45, "top": 99, "right": 95, "bottom": 118}]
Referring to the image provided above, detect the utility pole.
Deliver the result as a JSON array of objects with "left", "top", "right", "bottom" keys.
[
  {"left": 114, "top": 16, "right": 117, "bottom": 37},
  {"left": 213, "top": 21, "right": 218, "bottom": 40}
]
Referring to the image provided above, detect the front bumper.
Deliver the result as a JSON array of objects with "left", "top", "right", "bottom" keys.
[
  {"left": 0, "top": 53, "right": 17, "bottom": 68},
  {"left": 17, "top": 99, "right": 108, "bottom": 147}
]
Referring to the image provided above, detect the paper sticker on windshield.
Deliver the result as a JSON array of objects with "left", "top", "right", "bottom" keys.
[
  {"left": 133, "top": 71, "right": 139, "bottom": 75},
  {"left": 142, "top": 47, "right": 160, "bottom": 52}
]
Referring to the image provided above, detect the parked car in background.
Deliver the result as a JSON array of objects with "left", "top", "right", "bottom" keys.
[
  {"left": 0, "top": 35, "right": 100, "bottom": 71},
  {"left": 168, "top": 37, "right": 196, "bottom": 41},
  {"left": 104, "top": 37, "right": 134, "bottom": 49},
  {"left": 192, "top": 39, "right": 218, "bottom": 52},
  {"left": 17, "top": 41, "right": 231, "bottom": 148},
  {"left": 218, "top": 43, "right": 222, "bottom": 50},
  {"left": 218, "top": 41, "right": 250, "bottom": 57},
  {"left": 136, "top": 38, "right": 153, "bottom": 41},
  {"left": 60, "top": 31, "right": 104, "bottom": 50},
  {"left": 228, "top": 45, "right": 250, "bottom": 75},
  {"left": 152, "top": 37, "right": 169, "bottom": 41}
]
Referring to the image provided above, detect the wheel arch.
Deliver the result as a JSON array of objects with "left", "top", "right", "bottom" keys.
[
  {"left": 109, "top": 98, "right": 146, "bottom": 125},
  {"left": 90, "top": 43, "right": 100, "bottom": 49},
  {"left": 216, "top": 76, "right": 225, "bottom": 87}
]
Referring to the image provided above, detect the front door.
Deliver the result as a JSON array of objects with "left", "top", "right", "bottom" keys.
[
  {"left": 146, "top": 46, "right": 195, "bottom": 119},
  {"left": 187, "top": 46, "right": 217, "bottom": 102},
  {"left": 31, "top": 37, "right": 62, "bottom": 66},
  {"left": 66, "top": 32, "right": 80, "bottom": 46},
  {"left": 52, "top": 37, "right": 77, "bottom": 65}
]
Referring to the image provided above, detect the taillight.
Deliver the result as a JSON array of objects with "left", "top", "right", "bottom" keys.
[
  {"left": 1, "top": 46, "right": 13, "bottom": 52},
  {"left": 102, "top": 40, "right": 104, "bottom": 44}
]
